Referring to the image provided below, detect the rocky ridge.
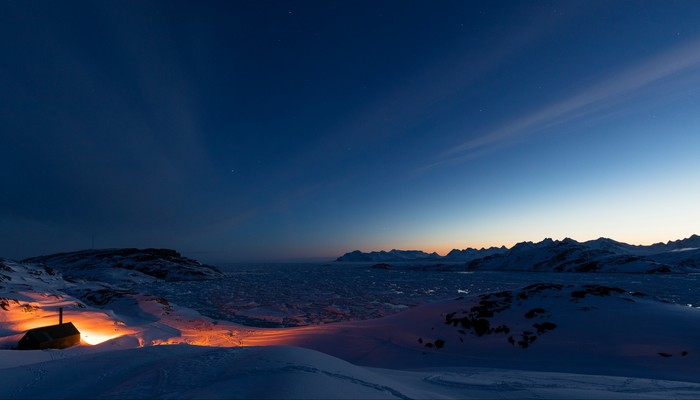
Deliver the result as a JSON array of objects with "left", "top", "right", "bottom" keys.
[{"left": 23, "top": 248, "right": 223, "bottom": 283}]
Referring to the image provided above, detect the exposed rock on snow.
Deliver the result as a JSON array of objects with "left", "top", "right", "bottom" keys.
[{"left": 441, "top": 284, "right": 649, "bottom": 349}]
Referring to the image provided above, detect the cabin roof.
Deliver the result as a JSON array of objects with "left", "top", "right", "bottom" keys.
[{"left": 24, "top": 322, "right": 80, "bottom": 342}]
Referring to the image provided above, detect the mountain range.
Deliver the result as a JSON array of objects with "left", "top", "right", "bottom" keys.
[
  {"left": 337, "top": 246, "right": 507, "bottom": 262},
  {"left": 338, "top": 235, "right": 700, "bottom": 273}
]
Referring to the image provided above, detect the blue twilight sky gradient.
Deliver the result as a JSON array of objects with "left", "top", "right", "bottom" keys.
[{"left": 2, "top": 1, "right": 700, "bottom": 262}]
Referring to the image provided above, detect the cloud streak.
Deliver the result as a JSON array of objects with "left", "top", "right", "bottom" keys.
[{"left": 429, "top": 36, "right": 700, "bottom": 168}]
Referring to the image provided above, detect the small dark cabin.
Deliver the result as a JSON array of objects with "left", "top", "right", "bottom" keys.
[{"left": 18, "top": 308, "right": 81, "bottom": 350}]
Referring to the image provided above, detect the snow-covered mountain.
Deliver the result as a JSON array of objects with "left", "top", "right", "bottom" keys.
[
  {"left": 23, "top": 248, "right": 224, "bottom": 284},
  {"left": 337, "top": 246, "right": 506, "bottom": 262},
  {"left": 338, "top": 235, "right": 700, "bottom": 272},
  {"left": 467, "top": 236, "right": 700, "bottom": 273},
  {"left": 442, "top": 245, "right": 508, "bottom": 261}
]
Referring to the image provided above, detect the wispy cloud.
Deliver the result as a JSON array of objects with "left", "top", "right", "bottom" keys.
[{"left": 428, "top": 36, "right": 700, "bottom": 169}]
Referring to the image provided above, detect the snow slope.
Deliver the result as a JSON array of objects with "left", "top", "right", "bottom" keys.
[
  {"left": 3, "top": 344, "right": 700, "bottom": 399},
  {"left": 243, "top": 283, "right": 700, "bottom": 382}
]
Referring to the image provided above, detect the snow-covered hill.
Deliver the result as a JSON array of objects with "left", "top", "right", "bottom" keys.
[
  {"left": 336, "top": 249, "right": 443, "bottom": 262},
  {"left": 0, "top": 257, "right": 201, "bottom": 348},
  {"left": 247, "top": 282, "right": 700, "bottom": 383},
  {"left": 23, "top": 248, "right": 224, "bottom": 284}
]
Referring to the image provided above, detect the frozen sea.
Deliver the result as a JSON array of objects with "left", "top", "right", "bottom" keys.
[{"left": 141, "top": 262, "right": 700, "bottom": 327}]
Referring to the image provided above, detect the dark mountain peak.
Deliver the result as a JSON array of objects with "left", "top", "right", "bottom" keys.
[{"left": 337, "top": 247, "right": 505, "bottom": 262}]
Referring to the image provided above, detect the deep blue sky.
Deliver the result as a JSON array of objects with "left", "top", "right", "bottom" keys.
[{"left": 2, "top": 1, "right": 700, "bottom": 262}]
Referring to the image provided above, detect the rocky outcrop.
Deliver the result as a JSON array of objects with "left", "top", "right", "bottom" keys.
[{"left": 24, "top": 248, "right": 223, "bottom": 282}]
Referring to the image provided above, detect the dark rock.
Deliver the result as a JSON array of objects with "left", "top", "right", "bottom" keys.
[
  {"left": 470, "top": 304, "right": 494, "bottom": 318},
  {"left": 82, "top": 288, "right": 135, "bottom": 306},
  {"left": 533, "top": 322, "right": 557, "bottom": 334},
  {"left": 1, "top": 297, "right": 20, "bottom": 311},
  {"left": 0, "top": 262, "right": 15, "bottom": 272},
  {"left": 571, "top": 290, "right": 587, "bottom": 299},
  {"left": 472, "top": 319, "right": 491, "bottom": 336},
  {"left": 492, "top": 324, "right": 510, "bottom": 334},
  {"left": 522, "top": 283, "right": 565, "bottom": 294},
  {"left": 574, "top": 261, "right": 600, "bottom": 272},
  {"left": 524, "top": 308, "right": 546, "bottom": 318},
  {"left": 647, "top": 266, "right": 672, "bottom": 274}
]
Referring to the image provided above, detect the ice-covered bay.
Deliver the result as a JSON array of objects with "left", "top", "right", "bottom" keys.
[{"left": 140, "top": 263, "right": 700, "bottom": 327}]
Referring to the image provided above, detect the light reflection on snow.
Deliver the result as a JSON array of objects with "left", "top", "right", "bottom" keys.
[
  {"left": 1, "top": 291, "right": 134, "bottom": 346},
  {"left": 671, "top": 247, "right": 699, "bottom": 252}
]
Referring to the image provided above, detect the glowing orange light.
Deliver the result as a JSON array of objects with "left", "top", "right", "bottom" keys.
[
  {"left": 69, "top": 313, "right": 137, "bottom": 345},
  {"left": 0, "top": 293, "right": 136, "bottom": 346}
]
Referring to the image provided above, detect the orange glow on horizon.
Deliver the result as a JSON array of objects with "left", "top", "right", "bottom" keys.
[{"left": 357, "top": 231, "right": 700, "bottom": 258}]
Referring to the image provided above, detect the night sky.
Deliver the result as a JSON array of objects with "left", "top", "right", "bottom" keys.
[{"left": 2, "top": 1, "right": 700, "bottom": 262}]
